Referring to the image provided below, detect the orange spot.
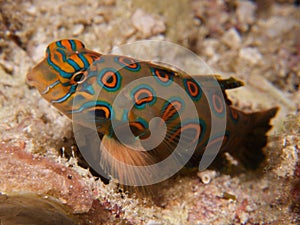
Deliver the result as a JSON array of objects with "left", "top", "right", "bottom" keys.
[
  {"left": 161, "top": 101, "right": 181, "bottom": 122},
  {"left": 172, "top": 101, "right": 182, "bottom": 111},
  {"left": 129, "top": 122, "right": 145, "bottom": 131},
  {"left": 187, "top": 80, "right": 199, "bottom": 97},
  {"left": 101, "top": 71, "right": 117, "bottom": 88},
  {"left": 212, "top": 94, "right": 224, "bottom": 114},
  {"left": 205, "top": 135, "right": 228, "bottom": 149},
  {"left": 170, "top": 123, "right": 201, "bottom": 144},
  {"left": 155, "top": 70, "right": 170, "bottom": 82},
  {"left": 119, "top": 56, "right": 138, "bottom": 69},
  {"left": 134, "top": 89, "right": 153, "bottom": 105},
  {"left": 93, "top": 105, "right": 110, "bottom": 119}
]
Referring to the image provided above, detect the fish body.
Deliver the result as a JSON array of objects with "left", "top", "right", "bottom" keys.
[{"left": 27, "top": 39, "right": 278, "bottom": 185}]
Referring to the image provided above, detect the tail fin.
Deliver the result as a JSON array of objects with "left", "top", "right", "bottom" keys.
[{"left": 231, "top": 107, "right": 279, "bottom": 169}]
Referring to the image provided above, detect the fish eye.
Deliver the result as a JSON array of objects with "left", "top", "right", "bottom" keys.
[
  {"left": 71, "top": 71, "right": 86, "bottom": 84},
  {"left": 74, "top": 73, "right": 83, "bottom": 82}
]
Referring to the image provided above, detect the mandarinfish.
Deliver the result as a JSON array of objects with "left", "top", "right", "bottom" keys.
[{"left": 27, "top": 39, "right": 278, "bottom": 185}]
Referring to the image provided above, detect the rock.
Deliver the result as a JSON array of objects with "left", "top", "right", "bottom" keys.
[
  {"left": 72, "top": 23, "right": 84, "bottom": 36},
  {"left": 222, "top": 28, "right": 242, "bottom": 49},
  {"left": 197, "top": 170, "right": 217, "bottom": 184},
  {"left": 26, "top": 5, "right": 37, "bottom": 15},
  {"left": 93, "top": 15, "right": 104, "bottom": 24},
  {"left": 237, "top": 1, "right": 256, "bottom": 31},
  {"left": 146, "top": 220, "right": 161, "bottom": 225},
  {"left": 0, "top": 194, "right": 78, "bottom": 225},
  {"left": 0, "top": 142, "right": 94, "bottom": 214},
  {"left": 131, "top": 9, "right": 166, "bottom": 37},
  {"left": 239, "top": 47, "right": 263, "bottom": 65},
  {"left": 263, "top": 17, "right": 296, "bottom": 38},
  {"left": 272, "top": 143, "right": 298, "bottom": 178}
]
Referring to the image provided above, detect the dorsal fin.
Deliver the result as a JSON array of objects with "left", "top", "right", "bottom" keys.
[
  {"left": 192, "top": 75, "right": 244, "bottom": 105},
  {"left": 192, "top": 75, "right": 244, "bottom": 90}
]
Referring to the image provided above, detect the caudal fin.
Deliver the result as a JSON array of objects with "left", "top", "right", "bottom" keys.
[{"left": 231, "top": 107, "right": 279, "bottom": 169}]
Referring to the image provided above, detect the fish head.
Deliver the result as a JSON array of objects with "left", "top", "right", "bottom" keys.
[{"left": 26, "top": 39, "right": 101, "bottom": 115}]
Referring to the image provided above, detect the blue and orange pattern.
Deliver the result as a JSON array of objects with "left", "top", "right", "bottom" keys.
[{"left": 27, "top": 39, "right": 278, "bottom": 182}]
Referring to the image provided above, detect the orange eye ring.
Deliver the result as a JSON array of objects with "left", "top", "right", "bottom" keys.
[{"left": 70, "top": 70, "right": 87, "bottom": 84}]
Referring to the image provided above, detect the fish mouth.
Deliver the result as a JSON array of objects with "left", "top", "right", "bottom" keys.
[
  {"left": 26, "top": 70, "right": 49, "bottom": 94},
  {"left": 26, "top": 71, "right": 38, "bottom": 87}
]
